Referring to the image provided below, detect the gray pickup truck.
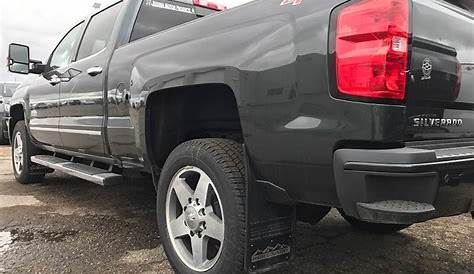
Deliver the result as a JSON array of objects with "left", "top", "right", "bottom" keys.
[{"left": 6, "top": 0, "right": 474, "bottom": 273}]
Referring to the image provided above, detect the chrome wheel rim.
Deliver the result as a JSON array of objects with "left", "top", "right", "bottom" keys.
[
  {"left": 166, "top": 166, "right": 225, "bottom": 272},
  {"left": 13, "top": 131, "right": 23, "bottom": 174}
]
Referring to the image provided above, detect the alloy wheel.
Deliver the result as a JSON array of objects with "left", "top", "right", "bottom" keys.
[
  {"left": 13, "top": 131, "right": 23, "bottom": 174},
  {"left": 165, "top": 166, "right": 225, "bottom": 272}
]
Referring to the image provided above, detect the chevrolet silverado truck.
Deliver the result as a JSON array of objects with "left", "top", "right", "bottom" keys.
[{"left": 6, "top": 0, "right": 474, "bottom": 273}]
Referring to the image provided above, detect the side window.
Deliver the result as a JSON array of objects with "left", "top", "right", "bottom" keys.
[
  {"left": 50, "top": 23, "right": 84, "bottom": 68},
  {"left": 76, "top": 2, "right": 122, "bottom": 60},
  {"left": 130, "top": 0, "right": 199, "bottom": 42}
]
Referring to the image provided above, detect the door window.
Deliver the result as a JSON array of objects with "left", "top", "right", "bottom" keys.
[
  {"left": 50, "top": 22, "right": 85, "bottom": 68},
  {"left": 76, "top": 2, "right": 122, "bottom": 60}
]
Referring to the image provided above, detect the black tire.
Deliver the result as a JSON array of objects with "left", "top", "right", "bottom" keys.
[
  {"left": 296, "top": 204, "right": 331, "bottom": 225},
  {"left": 11, "top": 120, "right": 45, "bottom": 184},
  {"left": 338, "top": 209, "right": 411, "bottom": 234},
  {"left": 156, "top": 139, "right": 245, "bottom": 274}
]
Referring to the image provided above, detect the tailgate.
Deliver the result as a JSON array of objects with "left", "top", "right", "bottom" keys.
[{"left": 405, "top": 0, "right": 474, "bottom": 141}]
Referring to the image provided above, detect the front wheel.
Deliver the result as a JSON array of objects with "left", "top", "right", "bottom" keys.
[
  {"left": 156, "top": 139, "right": 246, "bottom": 274},
  {"left": 12, "top": 121, "right": 45, "bottom": 184},
  {"left": 338, "top": 209, "right": 411, "bottom": 234}
]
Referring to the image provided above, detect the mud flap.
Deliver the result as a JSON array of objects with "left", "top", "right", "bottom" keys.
[{"left": 244, "top": 147, "right": 296, "bottom": 273}]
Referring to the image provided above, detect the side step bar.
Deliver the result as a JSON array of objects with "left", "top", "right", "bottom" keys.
[{"left": 31, "top": 155, "right": 122, "bottom": 186}]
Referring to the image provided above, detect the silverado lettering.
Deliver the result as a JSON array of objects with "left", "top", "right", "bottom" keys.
[{"left": 412, "top": 118, "right": 463, "bottom": 127}]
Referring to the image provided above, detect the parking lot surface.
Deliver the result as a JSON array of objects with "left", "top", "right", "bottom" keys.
[{"left": 0, "top": 145, "right": 472, "bottom": 274}]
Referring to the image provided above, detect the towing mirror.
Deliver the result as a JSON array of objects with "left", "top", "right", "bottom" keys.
[{"left": 8, "top": 43, "right": 30, "bottom": 74}]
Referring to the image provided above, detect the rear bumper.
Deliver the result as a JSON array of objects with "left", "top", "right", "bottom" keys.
[{"left": 334, "top": 147, "right": 474, "bottom": 224}]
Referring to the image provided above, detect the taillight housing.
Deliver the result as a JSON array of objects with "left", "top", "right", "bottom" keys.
[
  {"left": 335, "top": 0, "right": 410, "bottom": 101},
  {"left": 193, "top": 0, "right": 227, "bottom": 11}
]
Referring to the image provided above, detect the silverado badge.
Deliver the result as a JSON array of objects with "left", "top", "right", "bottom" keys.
[{"left": 412, "top": 117, "right": 463, "bottom": 127}]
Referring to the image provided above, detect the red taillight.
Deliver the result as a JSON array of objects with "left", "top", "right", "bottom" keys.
[
  {"left": 335, "top": 0, "right": 409, "bottom": 100},
  {"left": 193, "top": 0, "right": 227, "bottom": 11}
]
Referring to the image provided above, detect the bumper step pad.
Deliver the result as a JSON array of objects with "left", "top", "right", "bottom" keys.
[{"left": 357, "top": 200, "right": 436, "bottom": 224}]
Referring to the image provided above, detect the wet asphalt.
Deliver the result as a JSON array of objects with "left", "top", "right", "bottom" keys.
[{"left": 0, "top": 145, "right": 472, "bottom": 274}]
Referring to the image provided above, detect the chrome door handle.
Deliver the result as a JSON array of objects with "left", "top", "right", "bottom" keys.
[
  {"left": 87, "top": 66, "right": 103, "bottom": 77},
  {"left": 49, "top": 77, "right": 61, "bottom": 86}
]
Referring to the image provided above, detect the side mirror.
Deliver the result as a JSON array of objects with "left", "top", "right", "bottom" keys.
[{"left": 8, "top": 43, "right": 30, "bottom": 74}]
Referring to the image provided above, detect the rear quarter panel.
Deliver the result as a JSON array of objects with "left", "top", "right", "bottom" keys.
[{"left": 112, "top": 0, "right": 407, "bottom": 206}]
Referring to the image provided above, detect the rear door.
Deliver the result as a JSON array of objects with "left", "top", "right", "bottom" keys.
[
  {"left": 58, "top": 2, "right": 122, "bottom": 155},
  {"left": 405, "top": 0, "right": 474, "bottom": 140}
]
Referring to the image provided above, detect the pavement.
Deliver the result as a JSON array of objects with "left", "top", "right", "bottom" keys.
[{"left": 0, "top": 145, "right": 472, "bottom": 274}]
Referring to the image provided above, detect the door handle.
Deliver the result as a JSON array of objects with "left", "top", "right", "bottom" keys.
[
  {"left": 49, "top": 77, "right": 70, "bottom": 85},
  {"left": 49, "top": 77, "right": 61, "bottom": 86},
  {"left": 87, "top": 66, "right": 103, "bottom": 77}
]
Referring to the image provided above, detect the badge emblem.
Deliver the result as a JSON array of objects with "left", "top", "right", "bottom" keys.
[
  {"left": 251, "top": 243, "right": 291, "bottom": 263},
  {"left": 421, "top": 57, "right": 433, "bottom": 80},
  {"left": 280, "top": 0, "right": 303, "bottom": 6}
]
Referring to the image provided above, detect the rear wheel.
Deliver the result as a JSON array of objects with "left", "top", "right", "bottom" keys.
[
  {"left": 157, "top": 139, "right": 245, "bottom": 274},
  {"left": 12, "top": 121, "right": 45, "bottom": 184},
  {"left": 338, "top": 209, "right": 411, "bottom": 234}
]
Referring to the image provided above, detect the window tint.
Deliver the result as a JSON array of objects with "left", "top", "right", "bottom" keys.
[
  {"left": 130, "top": 0, "right": 199, "bottom": 42},
  {"left": 50, "top": 23, "right": 84, "bottom": 68},
  {"left": 445, "top": 0, "right": 474, "bottom": 11},
  {"left": 77, "top": 2, "right": 122, "bottom": 60}
]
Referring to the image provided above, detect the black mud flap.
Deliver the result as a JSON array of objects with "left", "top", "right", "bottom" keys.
[{"left": 244, "top": 147, "right": 296, "bottom": 273}]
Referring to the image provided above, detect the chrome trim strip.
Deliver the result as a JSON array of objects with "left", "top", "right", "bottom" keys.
[
  {"left": 59, "top": 128, "right": 102, "bottom": 136},
  {"left": 437, "top": 152, "right": 474, "bottom": 159},
  {"left": 345, "top": 157, "right": 474, "bottom": 171},
  {"left": 29, "top": 127, "right": 57, "bottom": 132},
  {"left": 30, "top": 127, "right": 102, "bottom": 136}
]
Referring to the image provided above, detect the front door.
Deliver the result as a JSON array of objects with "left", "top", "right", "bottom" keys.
[
  {"left": 58, "top": 2, "right": 122, "bottom": 155},
  {"left": 29, "top": 22, "right": 85, "bottom": 147}
]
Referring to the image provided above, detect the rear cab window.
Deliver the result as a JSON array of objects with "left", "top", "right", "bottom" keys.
[
  {"left": 443, "top": 0, "right": 474, "bottom": 12},
  {"left": 130, "top": 0, "right": 215, "bottom": 42}
]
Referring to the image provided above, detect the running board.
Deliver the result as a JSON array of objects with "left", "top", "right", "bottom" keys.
[{"left": 31, "top": 155, "right": 123, "bottom": 186}]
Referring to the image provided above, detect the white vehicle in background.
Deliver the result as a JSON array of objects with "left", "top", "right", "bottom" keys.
[{"left": 0, "top": 82, "right": 20, "bottom": 144}]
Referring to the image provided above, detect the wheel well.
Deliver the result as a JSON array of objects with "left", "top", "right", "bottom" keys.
[
  {"left": 147, "top": 84, "right": 243, "bottom": 168},
  {"left": 9, "top": 104, "right": 24, "bottom": 141}
]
